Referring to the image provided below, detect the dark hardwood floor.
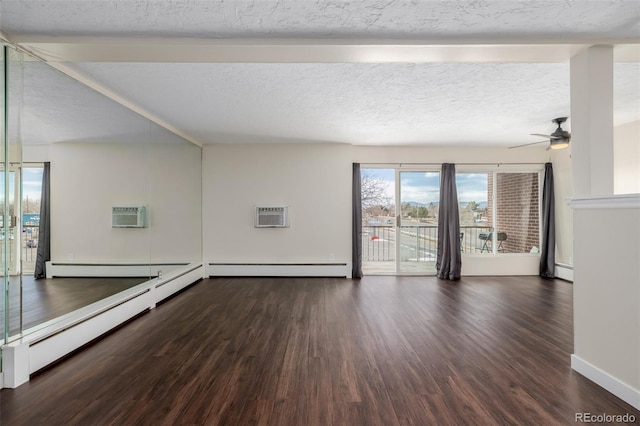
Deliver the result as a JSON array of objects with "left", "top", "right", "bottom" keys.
[
  {"left": 1, "top": 276, "right": 638, "bottom": 425},
  {"left": 1, "top": 276, "right": 148, "bottom": 335}
]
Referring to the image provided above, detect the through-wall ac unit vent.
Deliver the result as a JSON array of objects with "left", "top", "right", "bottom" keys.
[
  {"left": 112, "top": 206, "right": 147, "bottom": 228},
  {"left": 255, "top": 206, "right": 289, "bottom": 228}
]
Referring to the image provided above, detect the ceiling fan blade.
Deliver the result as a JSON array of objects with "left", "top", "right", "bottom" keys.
[
  {"left": 531, "top": 133, "right": 552, "bottom": 138},
  {"left": 509, "top": 140, "right": 548, "bottom": 149}
]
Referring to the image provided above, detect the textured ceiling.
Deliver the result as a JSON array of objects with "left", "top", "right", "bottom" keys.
[
  {"left": 70, "top": 62, "right": 564, "bottom": 146},
  {"left": 63, "top": 61, "right": 639, "bottom": 146},
  {"left": 1, "top": 0, "right": 639, "bottom": 147},
  {"left": 2, "top": 0, "right": 639, "bottom": 40},
  {"left": 11, "top": 60, "right": 190, "bottom": 146}
]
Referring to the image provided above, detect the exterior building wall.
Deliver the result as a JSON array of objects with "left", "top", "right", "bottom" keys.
[{"left": 486, "top": 173, "right": 539, "bottom": 253}]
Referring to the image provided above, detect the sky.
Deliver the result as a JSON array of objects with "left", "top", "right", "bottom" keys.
[
  {"left": 364, "top": 168, "right": 488, "bottom": 205},
  {"left": 0, "top": 167, "right": 42, "bottom": 205},
  {"left": 22, "top": 167, "right": 43, "bottom": 201}
]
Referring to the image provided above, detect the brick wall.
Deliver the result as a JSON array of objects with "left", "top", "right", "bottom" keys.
[{"left": 486, "top": 173, "right": 539, "bottom": 253}]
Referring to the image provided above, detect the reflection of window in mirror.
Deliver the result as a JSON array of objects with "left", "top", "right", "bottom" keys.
[
  {"left": 22, "top": 164, "right": 44, "bottom": 275},
  {"left": 9, "top": 51, "right": 203, "bottom": 341}
]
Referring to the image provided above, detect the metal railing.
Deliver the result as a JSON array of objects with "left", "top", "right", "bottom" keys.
[
  {"left": 362, "top": 225, "right": 395, "bottom": 261},
  {"left": 363, "top": 224, "right": 494, "bottom": 262},
  {"left": 460, "top": 225, "right": 493, "bottom": 253},
  {"left": 22, "top": 225, "right": 40, "bottom": 274}
]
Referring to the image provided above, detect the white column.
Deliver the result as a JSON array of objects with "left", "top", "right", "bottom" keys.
[{"left": 570, "top": 45, "right": 614, "bottom": 197}]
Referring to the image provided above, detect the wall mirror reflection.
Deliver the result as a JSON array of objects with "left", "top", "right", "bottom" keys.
[{"left": 1, "top": 44, "right": 202, "bottom": 344}]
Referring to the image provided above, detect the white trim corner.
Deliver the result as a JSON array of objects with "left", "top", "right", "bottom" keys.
[
  {"left": 571, "top": 354, "right": 640, "bottom": 410},
  {"left": 554, "top": 263, "right": 574, "bottom": 282},
  {"left": 568, "top": 194, "right": 640, "bottom": 209}
]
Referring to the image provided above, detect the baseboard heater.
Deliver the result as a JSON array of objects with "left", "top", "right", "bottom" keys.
[
  {"left": 45, "top": 262, "right": 190, "bottom": 278},
  {"left": 208, "top": 262, "right": 351, "bottom": 278},
  {"left": 1, "top": 263, "right": 205, "bottom": 389},
  {"left": 554, "top": 263, "right": 574, "bottom": 282}
]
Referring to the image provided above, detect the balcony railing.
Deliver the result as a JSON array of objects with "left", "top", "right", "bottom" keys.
[
  {"left": 362, "top": 224, "right": 493, "bottom": 262},
  {"left": 460, "top": 225, "right": 493, "bottom": 253},
  {"left": 22, "top": 225, "right": 40, "bottom": 274}
]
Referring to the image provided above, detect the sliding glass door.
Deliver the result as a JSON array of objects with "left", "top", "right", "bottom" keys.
[
  {"left": 361, "top": 168, "right": 395, "bottom": 274},
  {"left": 361, "top": 167, "right": 440, "bottom": 275},
  {"left": 0, "top": 169, "right": 20, "bottom": 276},
  {"left": 397, "top": 170, "right": 440, "bottom": 274}
]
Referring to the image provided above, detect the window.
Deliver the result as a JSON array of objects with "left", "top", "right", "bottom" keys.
[
  {"left": 490, "top": 172, "right": 540, "bottom": 254},
  {"left": 22, "top": 166, "right": 44, "bottom": 274},
  {"left": 456, "top": 173, "right": 492, "bottom": 253},
  {"left": 457, "top": 171, "right": 540, "bottom": 254}
]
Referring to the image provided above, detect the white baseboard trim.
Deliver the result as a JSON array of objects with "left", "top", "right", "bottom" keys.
[
  {"left": 1, "top": 263, "right": 204, "bottom": 388},
  {"left": 571, "top": 354, "right": 640, "bottom": 410},
  {"left": 554, "top": 263, "right": 574, "bottom": 282},
  {"left": 29, "top": 288, "right": 154, "bottom": 374},
  {"left": 45, "top": 261, "right": 189, "bottom": 278},
  {"left": 208, "top": 262, "right": 352, "bottom": 278},
  {"left": 155, "top": 264, "right": 205, "bottom": 303}
]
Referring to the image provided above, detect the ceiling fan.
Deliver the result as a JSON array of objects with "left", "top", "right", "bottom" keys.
[{"left": 509, "top": 117, "right": 571, "bottom": 150}]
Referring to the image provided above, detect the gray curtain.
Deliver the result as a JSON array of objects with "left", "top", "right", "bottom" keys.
[
  {"left": 34, "top": 162, "right": 50, "bottom": 279},
  {"left": 540, "top": 162, "right": 555, "bottom": 279},
  {"left": 352, "top": 163, "right": 363, "bottom": 279},
  {"left": 436, "top": 163, "right": 461, "bottom": 280}
]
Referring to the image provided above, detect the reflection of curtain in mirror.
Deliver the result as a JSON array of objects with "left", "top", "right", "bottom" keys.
[
  {"left": 34, "top": 162, "right": 50, "bottom": 279},
  {"left": 352, "top": 163, "right": 363, "bottom": 279}
]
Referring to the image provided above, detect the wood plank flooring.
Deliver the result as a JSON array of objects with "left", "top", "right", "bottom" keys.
[
  {"left": 1, "top": 276, "right": 148, "bottom": 335},
  {"left": 2, "top": 276, "right": 638, "bottom": 425}
]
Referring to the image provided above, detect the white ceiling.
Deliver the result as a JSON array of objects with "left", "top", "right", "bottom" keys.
[
  {"left": 1, "top": 0, "right": 639, "bottom": 148},
  {"left": 2, "top": 1, "right": 639, "bottom": 40},
  {"left": 11, "top": 61, "right": 190, "bottom": 146}
]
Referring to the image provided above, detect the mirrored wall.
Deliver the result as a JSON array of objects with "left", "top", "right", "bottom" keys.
[{"left": 1, "top": 43, "right": 202, "bottom": 349}]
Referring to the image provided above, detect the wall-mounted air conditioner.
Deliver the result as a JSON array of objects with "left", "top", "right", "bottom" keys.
[
  {"left": 255, "top": 206, "right": 289, "bottom": 228},
  {"left": 112, "top": 206, "right": 147, "bottom": 228}
]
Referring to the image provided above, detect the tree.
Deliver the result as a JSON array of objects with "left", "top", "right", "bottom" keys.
[
  {"left": 23, "top": 197, "right": 41, "bottom": 214},
  {"left": 361, "top": 170, "right": 391, "bottom": 209}
]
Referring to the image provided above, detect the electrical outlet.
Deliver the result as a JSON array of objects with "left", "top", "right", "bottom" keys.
[
  {"left": 329, "top": 253, "right": 335, "bottom": 261},
  {"left": 67, "top": 253, "right": 74, "bottom": 261}
]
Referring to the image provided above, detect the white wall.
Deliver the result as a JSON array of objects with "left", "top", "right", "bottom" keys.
[
  {"left": 614, "top": 119, "right": 640, "bottom": 195},
  {"left": 203, "top": 143, "right": 352, "bottom": 264},
  {"left": 352, "top": 145, "right": 550, "bottom": 165},
  {"left": 551, "top": 118, "right": 640, "bottom": 268},
  {"left": 22, "top": 145, "right": 51, "bottom": 163},
  {"left": 149, "top": 143, "right": 202, "bottom": 263},
  {"left": 38, "top": 142, "right": 201, "bottom": 263},
  {"left": 572, "top": 202, "right": 640, "bottom": 406}
]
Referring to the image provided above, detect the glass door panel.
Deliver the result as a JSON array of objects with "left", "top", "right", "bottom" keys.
[
  {"left": 1, "top": 43, "right": 6, "bottom": 348},
  {"left": 398, "top": 171, "right": 440, "bottom": 274},
  {"left": 0, "top": 168, "right": 22, "bottom": 338},
  {"left": 22, "top": 167, "right": 43, "bottom": 274},
  {"left": 361, "top": 168, "right": 395, "bottom": 274}
]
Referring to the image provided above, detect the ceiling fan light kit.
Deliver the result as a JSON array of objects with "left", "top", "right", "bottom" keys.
[
  {"left": 550, "top": 140, "right": 570, "bottom": 150},
  {"left": 509, "top": 117, "right": 572, "bottom": 150}
]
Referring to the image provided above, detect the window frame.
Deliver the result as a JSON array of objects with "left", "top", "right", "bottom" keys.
[{"left": 456, "top": 165, "right": 544, "bottom": 257}]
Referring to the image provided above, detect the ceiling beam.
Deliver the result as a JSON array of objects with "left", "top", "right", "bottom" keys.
[
  {"left": 1, "top": 32, "right": 204, "bottom": 147},
  {"left": 8, "top": 36, "right": 640, "bottom": 63}
]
